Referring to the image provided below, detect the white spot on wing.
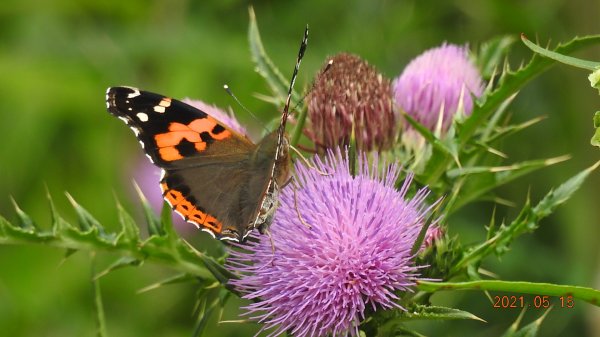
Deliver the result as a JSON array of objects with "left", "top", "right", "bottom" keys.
[
  {"left": 154, "top": 106, "right": 166, "bottom": 113},
  {"left": 159, "top": 98, "right": 171, "bottom": 108},
  {"left": 136, "top": 112, "right": 149, "bottom": 122},
  {"left": 131, "top": 127, "right": 140, "bottom": 136},
  {"left": 118, "top": 116, "right": 129, "bottom": 124},
  {"left": 127, "top": 88, "right": 141, "bottom": 98},
  {"left": 160, "top": 169, "right": 166, "bottom": 181}
]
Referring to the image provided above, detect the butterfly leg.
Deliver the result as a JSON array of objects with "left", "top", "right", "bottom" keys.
[
  {"left": 290, "top": 145, "right": 331, "bottom": 176},
  {"left": 293, "top": 183, "right": 312, "bottom": 230}
]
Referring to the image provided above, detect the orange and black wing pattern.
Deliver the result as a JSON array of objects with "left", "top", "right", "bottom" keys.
[
  {"left": 106, "top": 86, "right": 264, "bottom": 240},
  {"left": 106, "top": 86, "right": 253, "bottom": 169}
]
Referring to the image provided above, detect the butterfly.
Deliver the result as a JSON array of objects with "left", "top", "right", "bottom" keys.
[{"left": 105, "top": 27, "right": 308, "bottom": 242}]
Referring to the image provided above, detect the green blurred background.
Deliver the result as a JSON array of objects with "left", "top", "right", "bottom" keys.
[{"left": 0, "top": 0, "right": 599, "bottom": 336}]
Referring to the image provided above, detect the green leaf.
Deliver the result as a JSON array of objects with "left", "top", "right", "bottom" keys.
[
  {"left": 248, "top": 7, "right": 299, "bottom": 106},
  {"left": 47, "top": 188, "right": 75, "bottom": 234},
  {"left": 94, "top": 256, "right": 143, "bottom": 280},
  {"left": 447, "top": 156, "right": 570, "bottom": 178},
  {"left": 370, "top": 304, "right": 482, "bottom": 337},
  {"left": 10, "top": 197, "right": 36, "bottom": 231},
  {"left": 137, "top": 273, "right": 196, "bottom": 294},
  {"left": 482, "top": 115, "right": 545, "bottom": 145},
  {"left": 115, "top": 199, "right": 140, "bottom": 246},
  {"left": 532, "top": 160, "right": 600, "bottom": 218},
  {"left": 66, "top": 193, "right": 103, "bottom": 233},
  {"left": 589, "top": 68, "right": 600, "bottom": 89},
  {"left": 133, "top": 182, "right": 164, "bottom": 236},
  {"left": 506, "top": 309, "right": 552, "bottom": 337},
  {"left": 403, "top": 113, "right": 454, "bottom": 157},
  {"left": 593, "top": 111, "right": 600, "bottom": 148},
  {"left": 446, "top": 155, "right": 570, "bottom": 212},
  {"left": 0, "top": 191, "right": 220, "bottom": 282},
  {"left": 160, "top": 200, "right": 178, "bottom": 239},
  {"left": 477, "top": 35, "right": 517, "bottom": 79},
  {"left": 453, "top": 160, "right": 600, "bottom": 273},
  {"left": 395, "top": 304, "right": 484, "bottom": 322},
  {"left": 181, "top": 239, "right": 239, "bottom": 292},
  {"left": 417, "top": 280, "right": 600, "bottom": 307},
  {"left": 192, "top": 287, "right": 230, "bottom": 337},
  {"left": 521, "top": 34, "right": 600, "bottom": 70}
]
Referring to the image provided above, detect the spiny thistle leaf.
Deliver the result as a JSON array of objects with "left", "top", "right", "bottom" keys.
[
  {"left": 505, "top": 308, "right": 552, "bottom": 337},
  {"left": 248, "top": 7, "right": 299, "bottom": 107},
  {"left": 446, "top": 155, "right": 570, "bottom": 212},
  {"left": 134, "top": 182, "right": 164, "bottom": 236},
  {"left": 137, "top": 273, "right": 196, "bottom": 294},
  {"left": 532, "top": 160, "right": 600, "bottom": 218},
  {"left": 47, "top": 188, "right": 76, "bottom": 234},
  {"left": 477, "top": 35, "right": 517, "bottom": 79},
  {"left": 94, "top": 256, "right": 143, "bottom": 280},
  {"left": 192, "top": 287, "right": 230, "bottom": 337},
  {"left": 482, "top": 116, "right": 546, "bottom": 145},
  {"left": 381, "top": 304, "right": 484, "bottom": 322},
  {"left": 160, "top": 200, "right": 178, "bottom": 240},
  {"left": 453, "top": 160, "right": 600, "bottom": 273},
  {"left": 403, "top": 112, "right": 459, "bottom": 161},
  {"left": 10, "top": 197, "right": 36, "bottom": 231},
  {"left": 0, "top": 192, "right": 220, "bottom": 282},
  {"left": 115, "top": 199, "right": 140, "bottom": 246},
  {"left": 522, "top": 35, "right": 600, "bottom": 149},
  {"left": 66, "top": 192, "right": 104, "bottom": 233},
  {"left": 368, "top": 304, "right": 482, "bottom": 337},
  {"left": 447, "top": 156, "right": 570, "bottom": 178},
  {"left": 521, "top": 34, "right": 600, "bottom": 71},
  {"left": 500, "top": 308, "right": 527, "bottom": 337}
]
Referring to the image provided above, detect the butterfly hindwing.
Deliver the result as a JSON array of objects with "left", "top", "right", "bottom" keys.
[{"left": 161, "top": 156, "right": 275, "bottom": 241}]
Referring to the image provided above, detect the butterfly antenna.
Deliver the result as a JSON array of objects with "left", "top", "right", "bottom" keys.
[
  {"left": 289, "top": 59, "right": 333, "bottom": 114},
  {"left": 223, "top": 84, "right": 268, "bottom": 132},
  {"left": 278, "top": 25, "right": 309, "bottom": 139}
]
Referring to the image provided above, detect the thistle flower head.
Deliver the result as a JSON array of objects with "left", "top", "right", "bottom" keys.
[
  {"left": 228, "top": 149, "right": 435, "bottom": 337},
  {"left": 307, "top": 54, "right": 395, "bottom": 151},
  {"left": 393, "top": 43, "right": 484, "bottom": 131}
]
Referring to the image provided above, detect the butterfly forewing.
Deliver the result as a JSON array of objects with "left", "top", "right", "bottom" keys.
[{"left": 106, "top": 86, "right": 253, "bottom": 169}]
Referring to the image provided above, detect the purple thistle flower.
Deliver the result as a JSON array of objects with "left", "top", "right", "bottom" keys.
[
  {"left": 134, "top": 99, "right": 246, "bottom": 231},
  {"left": 393, "top": 43, "right": 484, "bottom": 131},
  {"left": 227, "top": 149, "right": 436, "bottom": 337}
]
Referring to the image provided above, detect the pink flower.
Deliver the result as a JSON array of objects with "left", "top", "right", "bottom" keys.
[
  {"left": 393, "top": 43, "right": 484, "bottom": 131},
  {"left": 227, "top": 149, "right": 437, "bottom": 337}
]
